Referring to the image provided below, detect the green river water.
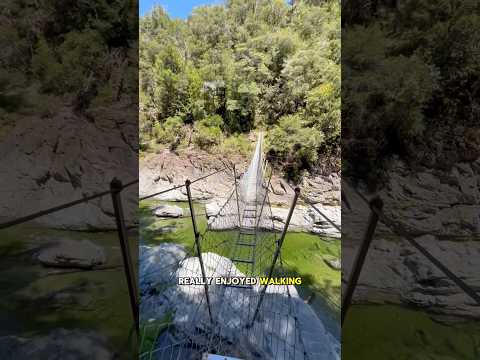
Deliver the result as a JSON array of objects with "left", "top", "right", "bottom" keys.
[
  {"left": 3, "top": 201, "right": 476, "bottom": 359},
  {"left": 0, "top": 225, "right": 136, "bottom": 358}
]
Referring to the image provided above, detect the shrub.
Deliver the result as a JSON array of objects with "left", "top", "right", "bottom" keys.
[
  {"left": 217, "top": 134, "right": 253, "bottom": 157},
  {"left": 306, "top": 83, "right": 340, "bottom": 143},
  {"left": 193, "top": 115, "right": 224, "bottom": 150},
  {"left": 153, "top": 116, "right": 186, "bottom": 148},
  {"left": 267, "top": 114, "right": 324, "bottom": 180}
]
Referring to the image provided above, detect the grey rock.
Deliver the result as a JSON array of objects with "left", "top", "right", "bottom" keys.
[
  {"left": 140, "top": 251, "right": 340, "bottom": 360},
  {"left": 140, "top": 244, "right": 187, "bottom": 287},
  {"left": 154, "top": 205, "right": 183, "bottom": 218},
  {"left": 0, "top": 107, "right": 137, "bottom": 231},
  {"left": 293, "top": 297, "right": 340, "bottom": 360},
  {"left": 324, "top": 258, "right": 341, "bottom": 270},
  {"left": 37, "top": 239, "right": 106, "bottom": 269},
  {"left": 205, "top": 200, "right": 222, "bottom": 218},
  {"left": 206, "top": 201, "right": 342, "bottom": 238}
]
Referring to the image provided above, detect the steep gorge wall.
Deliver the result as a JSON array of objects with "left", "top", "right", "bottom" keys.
[
  {"left": 343, "top": 158, "right": 480, "bottom": 321},
  {"left": 0, "top": 105, "right": 137, "bottom": 230}
]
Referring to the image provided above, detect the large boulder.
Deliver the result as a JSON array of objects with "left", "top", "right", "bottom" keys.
[
  {"left": 293, "top": 297, "right": 340, "bottom": 360},
  {"left": 307, "top": 205, "right": 341, "bottom": 238},
  {"left": 37, "top": 239, "right": 106, "bottom": 269},
  {"left": 176, "top": 252, "right": 245, "bottom": 296},
  {"left": 205, "top": 200, "right": 222, "bottom": 218},
  {"left": 270, "top": 206, "right": 309, "bottom": 231},
  {"left": 140, "top": 249, "right": 340, "bottom": 360},
  {"left": 154, "top": 204, "right": 183, "bottom": 218}
]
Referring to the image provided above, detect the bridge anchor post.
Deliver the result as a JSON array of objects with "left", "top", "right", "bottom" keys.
[
  {"left": 186, "top": 179, "right": 214, "bottom": 324},
  {"left": 110, "top": 178, "right": 139, "bottom": 337},
  {"left": 341, "top": 197, "right": 383, "bottom": 325}
]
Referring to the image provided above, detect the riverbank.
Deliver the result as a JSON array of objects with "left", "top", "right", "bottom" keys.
[
  {"left": 140, "top": 148, "right": 341, "bottom": 237},
  {"left": 0, "top": 226, "right": 136, "bottom": 359},
  {"left": 343, "top": 157, "right": 480, "bottom": 322}
]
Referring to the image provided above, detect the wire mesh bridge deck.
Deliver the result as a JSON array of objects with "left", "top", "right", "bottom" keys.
[{"left": 140, "top": 134, "right": 339, "bottom": 360}]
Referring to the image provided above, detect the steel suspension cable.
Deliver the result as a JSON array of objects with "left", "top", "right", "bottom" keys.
[
  {"left": 139, "top": 166, "right": 228, "bottom": 201},
  {"left": 0, "top": 179, "right": 138, "bottom": 230}
]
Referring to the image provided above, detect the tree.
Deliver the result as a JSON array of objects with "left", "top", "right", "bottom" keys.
[{"left": 140, "top": 0, "right": 341, "bottom": 178}]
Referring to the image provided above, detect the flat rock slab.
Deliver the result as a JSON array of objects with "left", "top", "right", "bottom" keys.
[
  {"left": 154, "top": 205, "right": 184, "bottom": 218},
  {"left": 0, "top": 329, "right": 115, "bottom": 360},
  {"left": 37, "top": 239, "right": 106, "bottom": 269}
]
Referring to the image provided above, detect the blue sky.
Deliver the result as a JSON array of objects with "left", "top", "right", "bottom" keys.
[{"left": 140, "top": 0, "right": 224, "bottom": 19}]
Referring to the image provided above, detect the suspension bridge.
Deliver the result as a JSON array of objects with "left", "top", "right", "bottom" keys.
[{"left": 139, "top": 133, "right": 340, "bottom": 360}]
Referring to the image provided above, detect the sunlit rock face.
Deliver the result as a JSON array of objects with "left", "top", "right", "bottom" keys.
[{"left": 153, "top": 204, "right": 184, "bottom": 218}]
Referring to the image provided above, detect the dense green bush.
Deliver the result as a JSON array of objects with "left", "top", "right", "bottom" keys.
[
  {"left": 153, "top": 116, "right": 186, "bottom": 148},
  {"left": 267, "top": 114, "right": 324, "bottom": 180},
  {"left": 217, "top": 133, "right": 253, "bottom": 157},
  {"left": 2, "top": 0, "right": 137, "bottom": 114},
  {"left": 140, "top": 0, "right": 340, "bottom": 178},
  {"left": 342, "top": 0, "right": 479, "bottom": 182},
  {"left": 193, "top": 115, "right": 224, "bottom": 150}
]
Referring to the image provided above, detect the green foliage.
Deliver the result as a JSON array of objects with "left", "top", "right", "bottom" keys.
[
  {"left": 92, "top": 84, "right": 115, "bottom": 107},
  {"left": 306, "top": 83, "right": 340, "bottom": 142},
  {"left": 153, "top": 116, "right": 186, "bottom": 148},
  {"left": 140, "top": 0, "right": 340, "bottom": 178},
  {"left": 32, "top": 38, "right": 63, "bottom": 93},
  {"left": 2, "top": 0, "right": 137, "bottom": 114},
  {"left": 0, "top": 70, "right": 27, "bottom": 112},
  {"left": 58, "top": 30, "right": 106, "bottom": 92},
  {"left": 193, "top": 115, "right": 224, "bottom": 150},
  {"left": 217, "top": 133, "right": 253, "bottom": 157},
  {"left": 343, "top": 0, "right": 480, "bottom": 182},
  {"left": 267, "top": 114, "right": 324, "bottom": 180}
]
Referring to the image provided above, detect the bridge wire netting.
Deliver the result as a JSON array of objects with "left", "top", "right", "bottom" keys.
[{"left": 140, "top": 134, "right": 306, "bottom": 359}]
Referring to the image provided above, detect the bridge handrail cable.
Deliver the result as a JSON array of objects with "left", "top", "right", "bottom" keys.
[{"left": 0, "top": 179, "right": 138, "bottom": 230}]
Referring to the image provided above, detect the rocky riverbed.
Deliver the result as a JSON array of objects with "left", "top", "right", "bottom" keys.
[
  {"left": 140, "top": 149, "right": 341, "bottom": 237},
  {"left": 140, "top": 243, "right": 340, "bottom": 360}
]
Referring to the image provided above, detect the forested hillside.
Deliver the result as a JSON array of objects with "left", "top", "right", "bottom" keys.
[
  {"left": 0, "top": 0, "right": 137, "bottom": 117},
  {"left": 140, "top": 0, "right": 340, "bottom": 180},
  {"left": 342, "top": 0, "right": 480, "bottom": 186}
]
